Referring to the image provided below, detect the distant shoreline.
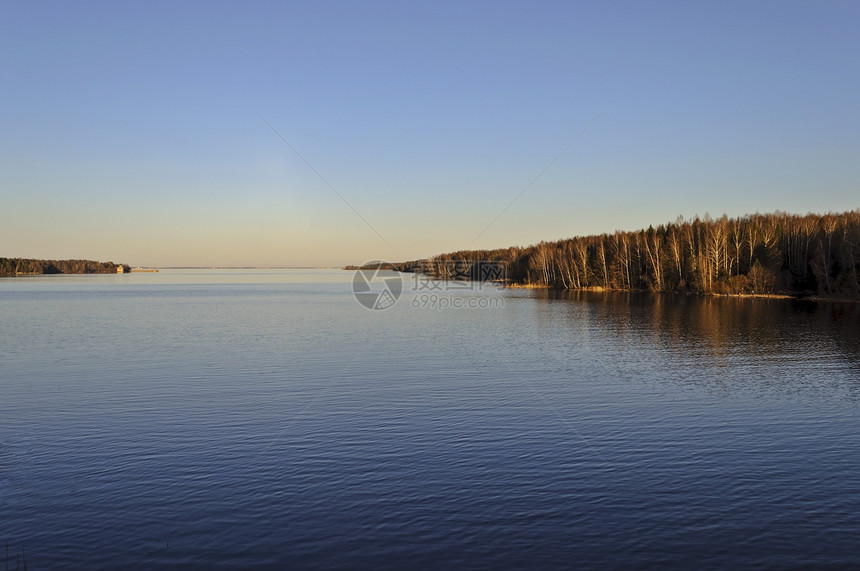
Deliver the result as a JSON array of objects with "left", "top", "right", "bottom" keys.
[{"left": 158, "top": 266, "right": 340, "bottom": 270}]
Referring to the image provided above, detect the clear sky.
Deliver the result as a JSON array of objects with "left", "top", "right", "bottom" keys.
[{"left": 2, "top": 1, "right": 858, "bottom": 267}]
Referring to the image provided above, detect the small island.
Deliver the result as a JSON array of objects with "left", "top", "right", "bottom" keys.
[{"left": 0, "top": 258, "right": 131, "bottom": 276}]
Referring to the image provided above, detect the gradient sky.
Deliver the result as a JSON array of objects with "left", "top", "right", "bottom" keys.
[{"left": 2, "top": 1, "right": 858, "bottom": 267}]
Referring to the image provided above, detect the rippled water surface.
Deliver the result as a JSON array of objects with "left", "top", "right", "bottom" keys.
[{"left": 2, "top": 269, "right": 860, "bottom": 568}]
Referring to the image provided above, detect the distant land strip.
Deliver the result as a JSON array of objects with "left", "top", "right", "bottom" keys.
[
  {"left": 389, "top": 210, "right": 860, "bottom": 299},
  {"left": 0, "top": 258, "right": 130, "bottom": 276},
  {"left": 158, "top": 266, "right": 337, "bottom": 269}
]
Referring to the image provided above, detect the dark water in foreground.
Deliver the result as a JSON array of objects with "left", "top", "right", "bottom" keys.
[{"left": 2, "top": 270, "right": 859, "bottom": 569}]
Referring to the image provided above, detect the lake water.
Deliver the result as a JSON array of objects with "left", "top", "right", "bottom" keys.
[{"left": 2, "top": 269, "right": 859, "bottom": 569}]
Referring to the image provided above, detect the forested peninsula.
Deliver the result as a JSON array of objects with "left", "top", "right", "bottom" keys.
[
  {"left": 397, "top": 211, "right": 860, "bottom": 299},
  {"left": 0, "top": 258, "right": 130, "bottom": 276}
]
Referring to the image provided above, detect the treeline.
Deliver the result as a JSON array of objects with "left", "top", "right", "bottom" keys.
[
  {"left": 400, "top": 211, "right": 860, "bottom": 298},
  {"left": 0, "top": 258, "right": 130, "bottom": 276}
]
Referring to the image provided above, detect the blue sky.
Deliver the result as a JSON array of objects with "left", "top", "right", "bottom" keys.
[{"left": 2, "top": 1, "right": 858, "bottom": 266}]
